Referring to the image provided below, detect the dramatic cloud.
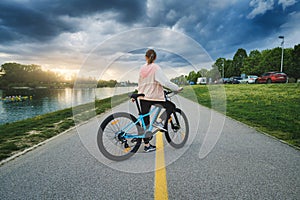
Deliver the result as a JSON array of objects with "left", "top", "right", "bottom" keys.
[
  {"left": 247, "top": 0, "right": 275, "bottom": 19},
  {"left": 0, "top": 1, "right": 74, "bottom": 43},
  {"left": 0, "top": 0, "right": 145, "bottom": 44},
  {"left": 278, "top": 0, "right": 297, "bottom": 9},
  {"left": 0, "top": 0, "right": 299, "bottom": 80}
]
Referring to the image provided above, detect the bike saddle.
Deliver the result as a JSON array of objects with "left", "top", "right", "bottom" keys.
[{"left": 129, "top": 93, "right": 145, "bottom": 101}]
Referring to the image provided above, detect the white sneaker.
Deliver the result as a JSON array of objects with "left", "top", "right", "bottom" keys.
[{"left": 153, "top": 121, "right": 167, "bottom": 132}]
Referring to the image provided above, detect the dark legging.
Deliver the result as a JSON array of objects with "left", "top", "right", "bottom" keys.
[{"left": 140, "top": 99, "right": 176, "bottom": 144}]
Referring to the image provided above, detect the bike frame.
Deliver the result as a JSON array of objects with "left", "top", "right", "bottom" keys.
[
  {"left": 119, "top": 106, "right": 162, "bottom": 139},
  {"left": 98, "top": 90, "right": 188, "bottom": 161}
]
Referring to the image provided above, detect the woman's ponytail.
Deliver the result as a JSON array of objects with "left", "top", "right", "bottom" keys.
[{"left": 145, "top": 49, "right": 156, "bottom": 64}]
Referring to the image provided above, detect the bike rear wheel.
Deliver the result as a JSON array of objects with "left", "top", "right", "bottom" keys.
[
  {"left": 97, "top": 112, "right": 142, "bottom": 161},
  {"left": 165, "top": 108, "right": 189, "bottom": 148}
]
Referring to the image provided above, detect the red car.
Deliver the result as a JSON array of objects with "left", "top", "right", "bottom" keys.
[{"left": 256, "top": 72, "right": 288, "bottom": 84}]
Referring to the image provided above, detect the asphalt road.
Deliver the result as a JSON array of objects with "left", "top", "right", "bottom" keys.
[{"left": 0, "top": 96, "right": 300, "bottom": 199}]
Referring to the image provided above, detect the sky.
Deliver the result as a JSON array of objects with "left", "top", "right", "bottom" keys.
[{"left": 0, "top": 0, "right": 299, "bottom": 81}]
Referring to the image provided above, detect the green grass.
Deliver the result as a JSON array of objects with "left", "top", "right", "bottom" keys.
[
  {"left": 2, "top": 85, "right": 299, "bottom": 161},
  {"left": 181, "top": 83, "right": 300, "bottom": 148},
  {"left": 0, "top": 93, "right": 130, "bottom": 161}
]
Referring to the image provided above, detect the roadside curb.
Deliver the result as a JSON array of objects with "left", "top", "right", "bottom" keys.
[
  {"left": 224, "top": 114, "right": 300, "bottom": 152},
  {"left": 259, "top": 130, "right": 300, "bottom": 151},
  {"left": 0, "top": 109, "right": 111, "bottom": 167},
  {"left": 0, "top": 126, "right": 76, "bottom": 166}
]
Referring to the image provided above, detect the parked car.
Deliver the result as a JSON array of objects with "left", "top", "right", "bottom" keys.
[
  {"left": 222, "top": 78, "right": 230, "bottom": 84},
  {"left": 239, "top": 75, "right": 258, "bottom": 84},
  {"left": 216, "top": 78, "right": 230, "bottom": 84},
  {"left": 256, "top": 72, "right": 287, "bottom": 84},
  {"left": 227, "top": 76, "right": 242, "bottom": 84},
  {"left": 197, "top": 77, "right": 207, "bottom": 85}
]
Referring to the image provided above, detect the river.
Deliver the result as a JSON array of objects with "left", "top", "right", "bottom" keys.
[{"left": 0, "top": 87, "right": 136, "bottom": 125}]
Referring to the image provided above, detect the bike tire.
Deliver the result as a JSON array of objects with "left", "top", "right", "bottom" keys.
[
  {"left": 164, "top": 108, "right": 189, "bottom": 148},
  {"left": 97, "top": 112, "right": 142, "bottom": 161}
]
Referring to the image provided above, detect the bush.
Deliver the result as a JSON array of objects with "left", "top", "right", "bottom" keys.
[{"left": 288, "top": 77, "right": 296, "bottom": 83}]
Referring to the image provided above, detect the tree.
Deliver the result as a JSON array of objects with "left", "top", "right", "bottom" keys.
[
  {"left": 290, "top": 44, "right": 300, "bottom": 81},
  {"left": 214, "top": 58, "right": 224, "bottom": 77},
  {"left": 232, "top": 48, "right": 247, "bottom": 76},
  {"left": 186, "top": 71, "right": 198, "bottom": 83},
  {"left": 0, "top": 62, "right": 66, "bottom": 89},
  {"left": 207, "top": 64, "right": 222, "bottom": 81},
  {"left": 224, "top": 59, "right": 234, "bottom": 78},
  {"left": 241, "top": 50, "right": 262, "bottom": 75},
  {"left": 281, "top": 48, "right": 293, "bottom": 76},
  {"left": 198, "top": 68, "right": 209, "bottom": 78},
  {"left": 97, "top": 79, "right": 117, "bottom": 87},
  {"left": 171, "top": 75, "right": 188, "bottom": 85},
  {"left": 259, "top": 48, "right": 282, "bottom": 73},
  {"left": 1, "top": 63, "right": 23, "bottom": 83}
]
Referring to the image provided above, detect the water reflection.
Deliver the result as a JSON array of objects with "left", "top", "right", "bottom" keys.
[{"left": 0, "top": 87, "right": 135, "bottom": 124}]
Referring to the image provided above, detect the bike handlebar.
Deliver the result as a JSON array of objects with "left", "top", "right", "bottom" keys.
[
  {"left": 129, "top": 88, "right": 183, "bottom": 114},
  {"left": 130, "top": 88, "right": 183, "bottom": 102},
  {"left": 164, "top": 87, "right": 183, "bottom": 98}
]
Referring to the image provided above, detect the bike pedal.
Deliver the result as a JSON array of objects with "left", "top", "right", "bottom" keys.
[
  {"left": 145, "top": 131, "right": 153, "bottom": 138},
  {"left": 124, "top": 147, "right": 131, "bottom": 153}
]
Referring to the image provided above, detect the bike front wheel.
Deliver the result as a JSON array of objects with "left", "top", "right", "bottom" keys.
[
  {"left": 97, "top": 112, "right": 142, "bottom": 161},
  {"left": 165, "top": 108, "right": 189, "bottom": 148}
]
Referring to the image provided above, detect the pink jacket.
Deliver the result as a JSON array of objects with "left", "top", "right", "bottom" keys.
[{"left": 138, "top": 63, "right": 180, "bottom": 101}]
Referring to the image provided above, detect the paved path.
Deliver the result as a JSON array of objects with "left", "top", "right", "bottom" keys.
[{"left": 0, "top": 96, "right": 300, "bottom": 199}]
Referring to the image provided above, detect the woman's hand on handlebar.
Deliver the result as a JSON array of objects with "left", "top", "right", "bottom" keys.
[
  {"left": 173, "top": 87, "right": 183, "bottom": 94},
  {"left": 164, "top": 87, "right": 183, "bottom": 96},
  {"left": 178, "top": 87, "right": 183, "bottom": 92}
]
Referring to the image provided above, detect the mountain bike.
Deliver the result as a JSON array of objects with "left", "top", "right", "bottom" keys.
[{"left": 97, "top": 90, "right": 189, "bottom": 161}]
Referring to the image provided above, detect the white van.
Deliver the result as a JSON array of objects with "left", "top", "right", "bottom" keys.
[{"left": 197, "top": 77, "right": 207, "bottom": 85}]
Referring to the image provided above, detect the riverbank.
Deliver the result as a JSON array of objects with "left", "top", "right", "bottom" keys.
[
  {"left": 0, "top": 93, "right": 129, "bottom": 161},
  {"left": 0, "top": 87, "right": 136, "bottom": 125}
]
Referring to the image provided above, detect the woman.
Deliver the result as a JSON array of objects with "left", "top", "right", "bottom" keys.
[{"left": 138, "top": 49, "right": 183, "bottom": 152}]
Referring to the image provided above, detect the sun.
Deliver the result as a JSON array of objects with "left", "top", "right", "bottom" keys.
[{"left": 49, "top": 68, "right": 79, "bottom": 81}]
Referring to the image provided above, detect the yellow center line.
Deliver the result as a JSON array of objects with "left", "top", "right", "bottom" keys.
[{"left": 155, "top": 131, "right": 168, "bottom": 200}]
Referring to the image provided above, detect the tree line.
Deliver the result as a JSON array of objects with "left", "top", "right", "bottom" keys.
[
  {"left": 0, "top": 63, "right": 69, "bottom": 89},
  {"left": 178, "top": 44, "right": 300, "bottom": 84},
  {"left": 0, "top": 63, "right": 130, "bottom": 89}
]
